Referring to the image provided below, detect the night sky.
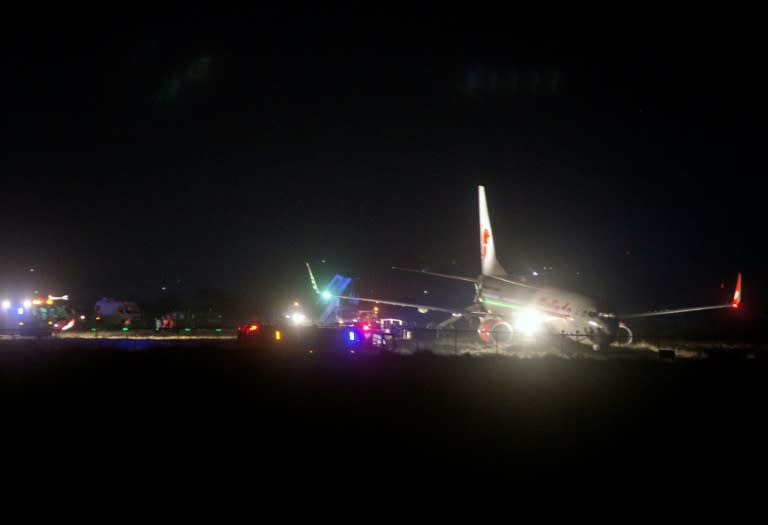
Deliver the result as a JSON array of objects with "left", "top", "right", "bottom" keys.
[{"left": 1, "top": 7, "right": 763, "bottom": 321}]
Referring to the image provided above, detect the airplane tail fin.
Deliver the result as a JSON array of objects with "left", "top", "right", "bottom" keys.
[{"left": 478, "top": 185, "right": 507, "bottom": 277}]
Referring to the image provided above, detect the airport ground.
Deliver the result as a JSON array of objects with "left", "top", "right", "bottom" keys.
[{"left": 1, "top": 338, "right": 766, "bottom": 519}]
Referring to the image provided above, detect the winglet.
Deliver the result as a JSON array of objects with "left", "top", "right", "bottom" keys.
[{"left": 731, "top": 272, "right": 742, "bottom": 308}]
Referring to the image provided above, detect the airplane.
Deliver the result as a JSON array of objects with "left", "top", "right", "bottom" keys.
[{"left": 311, "top": 185, "right": 742, "bottom": 351}]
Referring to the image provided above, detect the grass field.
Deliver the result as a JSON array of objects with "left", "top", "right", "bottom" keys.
[{"left": 1, "top": 342, "right": 764, "bottom": 517}]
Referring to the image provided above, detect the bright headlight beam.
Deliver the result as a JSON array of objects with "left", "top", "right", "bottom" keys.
[{"left": 515, "top": 308, "right": 545, "bottom": 336}]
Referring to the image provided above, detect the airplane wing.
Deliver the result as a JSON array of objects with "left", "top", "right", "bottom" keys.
[
  {"left": 392, "top": 266, "right": 539, "bottom": 290},
  {"left": 306, "top": 262, "right": 471, "bottom": 316},
  {"left": 484, "top": 274, "right": 540, "bottom": 290},
  {"left": 391, "top": 266, "right": 479, "bottom": 284},
  {"left": 620, "top": 273, "right": 742, "bottom": 319},
  {"left": 332, "top": 294, "right": 464, "bottom": 316}
]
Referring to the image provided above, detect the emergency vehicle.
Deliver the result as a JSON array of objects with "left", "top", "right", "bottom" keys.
[{"left": 0, "top": 294, "right": 76, "bottom": 335}]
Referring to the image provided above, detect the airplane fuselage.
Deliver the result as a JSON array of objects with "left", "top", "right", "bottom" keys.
[{"left": 478, "top": 278, "right": 617, "bottom": 347}]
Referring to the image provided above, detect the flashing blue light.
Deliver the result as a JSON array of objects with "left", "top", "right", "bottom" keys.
[
  {"left": 17, "top": 307, "right": 24, "bottom": 315},
  {"left": 345, "top": 329, "right": 361, "bottom": 348}
]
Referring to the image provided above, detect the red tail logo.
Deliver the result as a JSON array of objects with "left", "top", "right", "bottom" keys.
[{"left": 481, "top": 228, "right": 490, "bottom": 259}]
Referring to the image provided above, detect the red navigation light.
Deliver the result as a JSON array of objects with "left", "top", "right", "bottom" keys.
[
  {"left": 362, "top": 323, "right": 370, "bottom": 331},
  {"left": 247, "top": 323, "right": 260, "bottom": 333}
]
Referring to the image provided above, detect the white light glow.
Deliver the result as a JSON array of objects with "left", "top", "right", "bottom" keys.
[
  {"left": 515, "top": 308, "right": 546, "bottom": 336},
  {"left": 291, "top": 312, "right": 306, "bottom": 325},
  {"left": 23, "top": 299, "right": 32, "bottom": 309},
  {"left": 1, "top": 300, "right": 10, "bottom": 310}
]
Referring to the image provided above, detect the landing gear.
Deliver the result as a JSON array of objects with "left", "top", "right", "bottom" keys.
[{"left": 593, "top": 342, "right": 611, "bottom": 353}]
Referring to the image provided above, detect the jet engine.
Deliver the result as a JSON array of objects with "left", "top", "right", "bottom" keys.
[
  {"left": 478, "top": 318, "right": 513, "bottom": 344},
  {"left": 617, "top": 321, "right": 633, "bottom": 345}
]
